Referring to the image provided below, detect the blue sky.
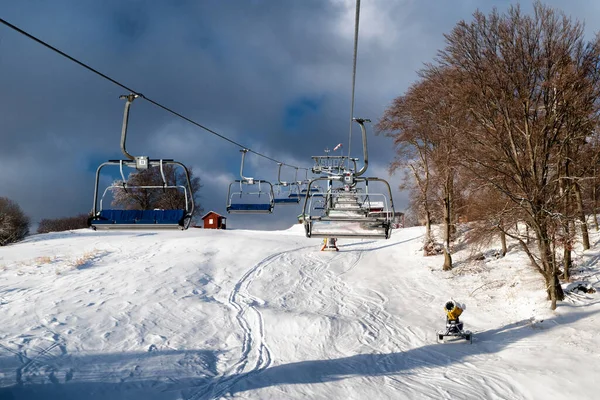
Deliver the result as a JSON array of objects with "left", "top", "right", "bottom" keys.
[{"left": 1, "top": 0, "right": 599, "bottom": 230}]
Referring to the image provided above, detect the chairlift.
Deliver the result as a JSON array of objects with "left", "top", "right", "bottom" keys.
[
  {"left": 298, "top": 169, "right": 323, "bottom": 197},
  {"left": 273, "top": 163, "right": 300, "bottom": 205},
  {"left": 302, "top": 119, "right": 395, "bottom": 239},
  {"left": 226, "top": 149, "right": 275, "bottom": 213},
  {"left": 88, "top": 94, "right": 194, "bottom": 230}
]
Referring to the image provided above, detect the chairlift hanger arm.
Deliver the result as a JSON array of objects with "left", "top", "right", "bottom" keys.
[
  {"left": 353, "top": 118, "right": 371, "bottom": 177},
  {"left": 239, "top": 149, "right": 255, "bottom": 183},
  {"left": 119, "top": 93, "right": 140, "bottom": 161},
  {"left": 277, "top": 163, "right": 290, "bottom": 185}
]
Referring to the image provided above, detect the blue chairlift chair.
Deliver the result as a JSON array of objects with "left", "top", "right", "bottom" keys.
[
  {"left": 226, "top": 149, "right": 275, "bottom": 214},
  {"left": 273, "top": 163, "right": 300, "bottom": 205},
  {"left": 88, "top": 94, "right": 194, "bottom": 230},
  {"left": 89, "top": 159, "right": 194, "bottom": 230}
]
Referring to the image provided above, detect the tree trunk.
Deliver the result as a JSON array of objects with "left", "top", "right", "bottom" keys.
[
  {"left": 561, "top": 170, "right": 573, "bottom": 281},
  {"left": 443, "top": 197, "right": 451, "bottom": 250},
  {"left": 448, "top": 173, "right": 456, "bottom": 238},
  {"left": 563, "top": 244, "right": 571, "bottom": 281},
  {"left": 545, "top": 272, "right": 564, "bottom": 310},
  {"left": 442, "top": 174, "right": 453, "bottom": 270},
  {"left": 542, "top": 240, "right": 565, "bottom": 309},
  {"left": 574, "top": 183, "right": 590, "bottom": 250},
  {"left": 536, "top": 221, "right": 565, "bottom": 309},
  {"left": 443, "top": 246, "right": 452, "bottom": 271},
  {"left": 424, "top": 207, "right": 432, "bottom": 243},
  {"left": 443, "top": 173, "right": 452, "bottom": 250},
  {"left": 499, "top": 227, "right": 507, "bottom": 257},
  {"left": 594, "top": 168, "right": 599, "bottom": 231}
]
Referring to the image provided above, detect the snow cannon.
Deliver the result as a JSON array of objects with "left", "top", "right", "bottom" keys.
[
  {"left": 445, "top": 300, "right": 463, "bottom": 321},
  {"left": 438, "top": 300, "right": 472, "bottom": 344}
]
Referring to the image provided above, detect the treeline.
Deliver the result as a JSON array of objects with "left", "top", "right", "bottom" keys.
[
  {"left": 37, "top": 214, "right": 89, "bottom": 234},
  {"left": 377, "top": 2, "right": 600, "bottom": 309},
  {"left": 0, "top": 195, "right": 88, "bottom": 244}
]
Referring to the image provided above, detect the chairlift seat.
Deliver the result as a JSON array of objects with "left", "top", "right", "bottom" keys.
[
  {"left": 136, "top": 210, "right": 158, "bottom": 225},
  {"left": 274, "top": 197, "right": 300, "bottom": 204},
  {"left": 305, "top": 219, "right": 391, "bottom": 239},
  {"left": 90, "top": 209, "right": 186, "bottom": 228},
  {"left": 227, "top": 203, "right": 273, "bottom": 212},
  {"left": 104, "top": 209, "right": 141, "bottom": 223},
  {"left": 156, "top": 209, "right": 186, "bottom": 224}
]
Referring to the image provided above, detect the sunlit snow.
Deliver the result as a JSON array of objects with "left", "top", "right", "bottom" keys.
[{"left": 0, "top": 225, "right": 599, "bottom": 399}]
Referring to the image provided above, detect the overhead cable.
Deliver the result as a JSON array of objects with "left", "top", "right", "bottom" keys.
[
  {"left": 347, "top": 0, "right": 361, "bottom": 167},
  {"left": 0, "top": 17, "right": 310, "bottom": 171}
]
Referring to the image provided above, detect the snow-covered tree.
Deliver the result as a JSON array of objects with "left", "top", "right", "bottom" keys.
[{"left": 0, "top": 197, "right": 30, "bottom": 246}]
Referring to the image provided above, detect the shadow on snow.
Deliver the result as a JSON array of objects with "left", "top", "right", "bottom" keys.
[
  {"left": 0, "top": 309, "right": 597, "bottom": 399},
  {"left": 227, "top": 309, "right": 598, "bottom": 396}
]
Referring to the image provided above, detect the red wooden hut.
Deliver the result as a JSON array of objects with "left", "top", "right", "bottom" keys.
[{"left": 201, "top": 211, "right": 227, "bottom": 229}]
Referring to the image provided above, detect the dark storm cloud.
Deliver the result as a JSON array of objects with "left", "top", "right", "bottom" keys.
[{"left": 1, "top": 0, "right": 599, "bottom": 230}]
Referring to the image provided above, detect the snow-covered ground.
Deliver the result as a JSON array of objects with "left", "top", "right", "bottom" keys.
[{"left": 0, "top": 224, "right": 599, "bottom": 399}]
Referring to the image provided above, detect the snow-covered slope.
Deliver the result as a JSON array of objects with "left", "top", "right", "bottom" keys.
[{"left": 0, "top": 225, "right": 599, "bottom": 399}]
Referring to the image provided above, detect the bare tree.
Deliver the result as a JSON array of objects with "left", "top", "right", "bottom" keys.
[
  {"left": 436, "top": 2, "right": 600, "bottom": 308},
  {"left": 378, "top": 69, "right": 465, "bottom": 269},
  {"left": 378, "top": 95, "right": 435, "bottom": 245},
  {"left": 111, "top": 164, "right": 203, "bottom": 221},
  {"left": 0, "top": 197, "right": 30, "bottom": 246}
]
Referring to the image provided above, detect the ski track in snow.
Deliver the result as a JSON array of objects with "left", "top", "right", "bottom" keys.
[
  {"left": 217, "top": 236, "right": 526, "bottom": 399},
  {"left": 178, "top": 232, "right": 524, "bottom": 399},
  {"left": 188, "top": 246, "right": 314, "bottom": 400},
  {"left": 308, "top": 249, "right": 522, "bottom": 399},
  {"left": 0, "top": 329, "right": 69, "bottom": 387}
]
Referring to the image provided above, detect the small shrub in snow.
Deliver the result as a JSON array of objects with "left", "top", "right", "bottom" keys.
[
  {"left": 0, "top": 197, "right": 30, "bottom": 246},
  {"left": 422, "top": 239, "right": 444, "bottom": 256},
  {"left": 35, "top": 256, "right": 54, "bottom": 265},
  {"left": 70, "top": 250, "right": 99, "bottom": 269}
]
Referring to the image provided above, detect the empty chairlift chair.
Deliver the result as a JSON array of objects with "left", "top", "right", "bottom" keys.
[
  {"left": 298, "top": 169, "right": 324, "bottom": 198},
  {"left": 273, "top": 163, "right": 301, "bottom": 205},
  {"left": 88, "top": 94, "right": 194, "bottom": 230},
  {"left": 226, "top": 149, "right": 275, "bottom": 214},
  {"left": 89, "top": 159, "right": 194, "bottom": 230},
  {"left": 303, "top": 178, "right": 393, "bottom": 239},
  {"left": 302, "top": 119, "right": 395, "bottom": 239}
]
